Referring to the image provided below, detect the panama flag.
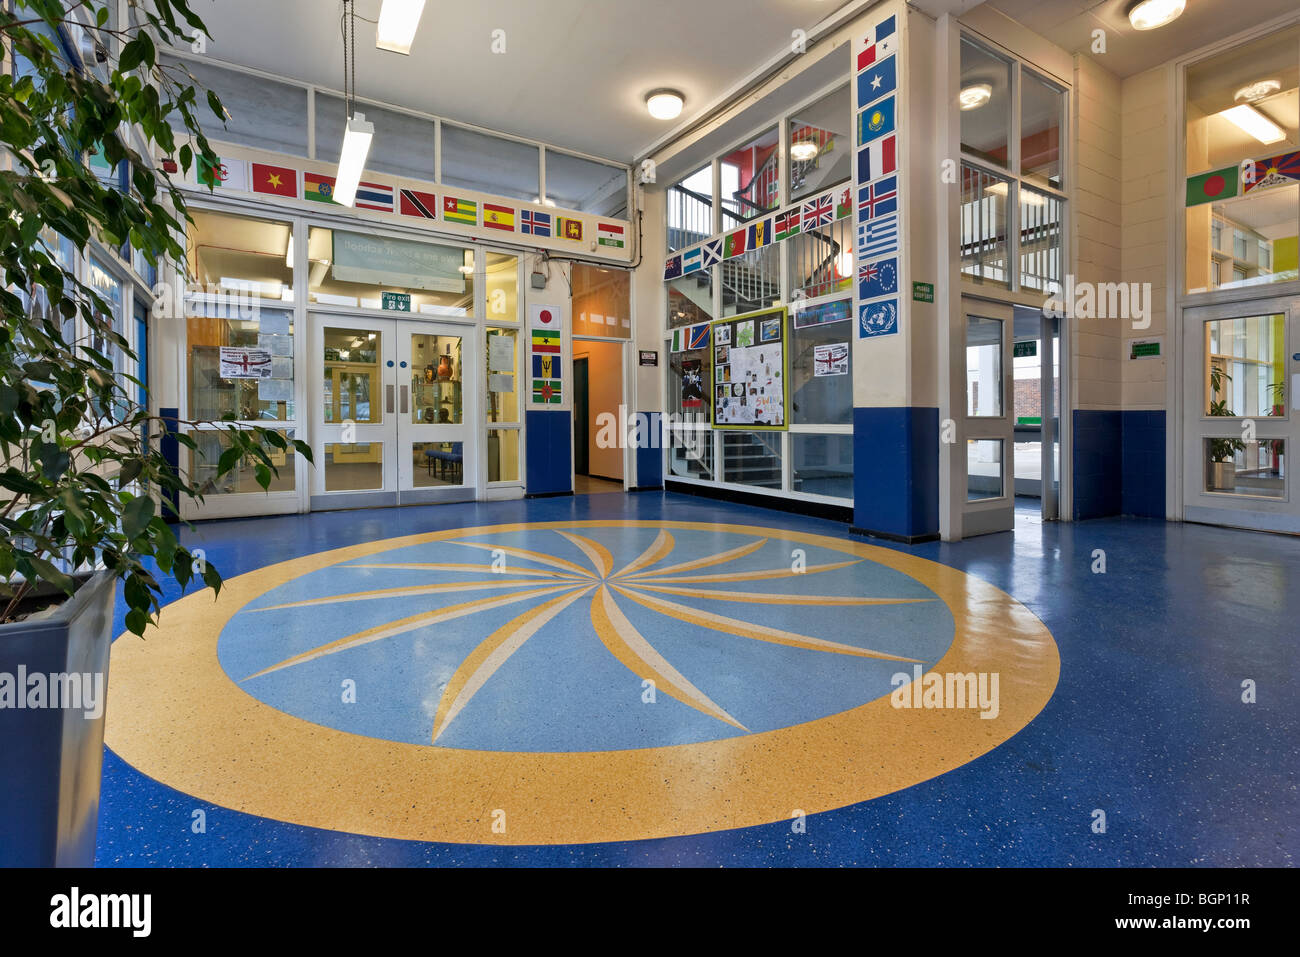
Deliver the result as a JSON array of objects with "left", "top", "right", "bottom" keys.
[
  {"left": 398, "top": 188, "right": 437, "bottom": 218},
  {"left": 857, "top": 54, "right": 897, "bottom": 106},
  {"left": 858, "top": 175, "right": 898, "bottom": 220},
  {"left": 682, "top": 246, "right": 703, "bottom": 275},
  {"left": 856, "top": 14, "right": 897, "bottom": 72},
  {"left": 354, "top": 181, "right": 394, "bottom": 213},
  {"left": 858, "top": 135, "right": 897, "bottom": 185},
  {"left": 521, "top": 209, "right": 552, "bottom": 236}
]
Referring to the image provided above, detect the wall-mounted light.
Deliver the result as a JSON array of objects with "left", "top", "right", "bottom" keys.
[
  {"left": 1219, "top": 104, "right": 1286, "bottom": 145},
  {"left": 646, "top": 89, "right": 685, "bottom": 121},
  {"left": 1234, "top": 79, "right": 1282, "bottom": 103},
  {"left": 835, "top": 251, "right": 853, "bottom": 278},
  {"left": 376, "top": 0, "right": 425, "bottom": 55},
  {"left": 791, "top": 140, "right": 820, "bottom": 162},
  {"left": 334, "top": 112, "right": 375, "bottom": 207},
  {"left": 1127, "top": 0, "right": 1185, "bottom": 31},
  {"left": 959, "top": 83, "right": 992, "bottom": 111}
]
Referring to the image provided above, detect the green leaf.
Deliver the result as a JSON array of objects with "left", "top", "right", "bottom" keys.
[{"left": 121, "top": 493, "right": 155, "bottom": 541}]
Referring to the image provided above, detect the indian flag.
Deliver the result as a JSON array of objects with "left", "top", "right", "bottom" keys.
[
  {"left": 443, "top": 196, "right": 477, "bottom": 225},
  {"left": 532, "top": 379, "right": 561, "bottom": 404},
  {"left": 597, "top": 222, "right": 625, "bottom": 248}
]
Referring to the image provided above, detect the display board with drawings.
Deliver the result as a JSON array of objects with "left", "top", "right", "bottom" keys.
[{"left": 711, "top": 307, "right": 788, "bottom": 430}]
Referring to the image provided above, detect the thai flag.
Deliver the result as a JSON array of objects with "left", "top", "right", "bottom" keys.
[
  {"left": 354, "top": 181, "right": 394, "bottom": 212},
  {"left": 521, "top": 209, "right": 551, "bottom": 236}
]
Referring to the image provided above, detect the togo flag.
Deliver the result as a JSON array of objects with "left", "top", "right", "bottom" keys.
[{"left": 1186, "top": 166, "right": 1239, "bottom": 206}]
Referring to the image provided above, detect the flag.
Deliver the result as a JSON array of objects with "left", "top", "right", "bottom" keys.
[
  {"left": 858, "top": 96, "right": 896, "bottom": 146},
  {"left": 354, "top": 181, "right": 394, "bottom": 213},
  {"left": 1185, "top": 166, "right": 1238, "bottom": 206},
  {"left": 664, "top": 255, "right": 682, "bottom": 280},
  {"left": 399, "top": 188, "right": 437, "bottom": 219},
  {"left": 483, "top": 203, "right": 515, "bottom": 231},
  {"left": 724, "top": 228, "right": 747, "bottom": 259},
  {"left": 701, "top": 238, "right": 723, "bottom": 268},
  {"left": 597, "top": 223, "right": 625, "bottom": 248},
  {"left": 858, "top": 175, "right": 898, "bottom": 220},
  {"left": 531, "top": 329, "right": 561, "bottom": 353},
  {"left": 251, "top": 162, "right": 297, "bottom": 197},
  {"left": 859, "top": 299, "right": 897, "bottom": 338},
  {"left": 521, "top": 209, "right": 552, "bottom": 236},
  {"left": 1241, "top": 151, "right": 1300, "bottom": 194},
  {"left": 303, "top": 171, "right": 337, "bottom": 203},
  {"left": 443, "top": 196, "right": 477, "bottom": 224},
  {"left": 532, "top": 380, "right": 561, "bottom": 404},
  {"left": 197, "top": 156, "right": 248, "bottom": 191},
  {"left": 858, "top": 135, "right": 897, "bottom": 184},
  {"left": 858, "top": 257, "right": 898, "bottom": 300},
  {"left": 856, "top": 15, "right": 897, "bottom": 72},
  {"left": 857, "top": 55, "right": 896, "bottom": 106},
  {"left": 558, "top": 217, "right": 583, "bottom": 241},
  {"left": 686, "top": 323, "right": 710, "bottom": 350},
  {"left": 802, "top": 194, "right": 834, "bottom": 230},
  {"left": 858, "top": 212, "right": 899, "bottom": 259},
  {"left": 747, "top": 219, "right": 770, "bottom": 249},
  {"left": 682, "top": 246, "right": 703, "bottom": 274},
  {"left": 774, "top": 209, "right": 801, "bottom": 241},
  {"left": 532, "top": 354, "right": 559, "bottom": 378},
  {"left": 836, "top": 186, "right": 852, "bottom": 219}
]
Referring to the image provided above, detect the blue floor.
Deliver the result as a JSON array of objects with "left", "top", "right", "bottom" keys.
[{"left": 96, "top": 492, "right": 1299, "bottom": 866}]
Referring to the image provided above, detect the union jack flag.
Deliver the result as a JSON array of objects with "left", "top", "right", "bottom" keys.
[
  {"left": 858, "top": 175, "right": 897, "bottom": 220},
  {"left": 802, "top": 194, "right": 834, "bottom": 230},
  {"left": 858, "top": 260, "right": 881, "bottom": 283}
]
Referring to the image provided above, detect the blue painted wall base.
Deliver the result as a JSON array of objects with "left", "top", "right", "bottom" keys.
[
  {"left": 1073, "top": 409, "right": 1166, "bottom": 520},
  {"left": 525, "top": 410, "right": 572, "bottom": 496},
  {"left": 852, "top": 407, "right": 939, "bottom": 542},
  {"left": 634, "top": 411, "right": 663, "bottom": 490}
]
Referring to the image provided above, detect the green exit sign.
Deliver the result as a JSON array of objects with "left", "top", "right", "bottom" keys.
[
  {"left": 912, "top": 281, "right": 934, "bottom": 303},
  {"left": 381, "top": 291, "right": 411, "bottom": 312},
  {"left": 1013, "top": 340, "right": 1037, "bottom": 358},
  {"left": 1130, "top": 340, "right": 1161, "bottom": 359}
]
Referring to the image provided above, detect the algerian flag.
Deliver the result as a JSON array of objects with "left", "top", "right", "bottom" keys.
[{"left": 1186, "top": 166, "right": 1238, "bottom": 207}]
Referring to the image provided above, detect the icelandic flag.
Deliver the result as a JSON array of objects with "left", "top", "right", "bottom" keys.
[
  {"left": 858, "top": 96, "right": 896, "bottom": 147},
  {"left": 857, "top": 55, "right": 896, "bottom": 107},
  {"left": 521, "top": 209, "right": 552, "bottom": 236},
  {"left": 354, "top": 181, "right": 394, "bottom": 212},
  {"left": 858, "top": 257, "right": 898, "bottom": 301},
  {"left": 682, "top": 246, "right": 703, "bottom": 275},
  {"left": 858, "top": 175, "right": 898, "bottom": 220},
  {"left": 857, "top": 135, "right": 897, "bottom": 185},
  {"left": 857, "top": 212, "right": 899, "bottom": 260}
]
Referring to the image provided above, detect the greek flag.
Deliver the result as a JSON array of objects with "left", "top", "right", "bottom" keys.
[{"left": 857, "top": 212, "right": 898, "bottom": 260}]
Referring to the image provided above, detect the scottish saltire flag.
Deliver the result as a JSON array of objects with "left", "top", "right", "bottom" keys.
[
  {"left": 858, "top": 96, "right": 896, "bottom": 146},
  {"left": 857, "top": 55, "right": 896, "bottom": 106},
  {"left": 857, "top": 135, "right": 897, "bottom": 185},
  {"left": 859, "top": 298, "right": 898, "bottom": 339},
  {"left": 774, "top": 209, "right": 801, "bottom": 241},
  {"left": 802, "top": 195, "right": 834, "bottom": 230},
  {"left": 858, "top": 175, "right": 898, "bottom": 220},
  {"left": 664, "top": 255, "right": 682, "bottom": 280},
  {"left": 682, "top": 246, "right": 703, "bottom": 274},
  {"left": 856, "top": 14, "right": 897, "bottom": 71},
  {"left": 521, "top": 209, "right": 551, "bottom": 236},
  {"left": 858, "top": 257, "right": 898, "bottom": 300},
  {"left": 701, "top": 238, "right": 723, "bottom": 268},
  {"left": 857, "top": 213, "right": 899, "bottom": 259},
  {"left": 354, "top": 181, "right": 394, "bottom": 212}
]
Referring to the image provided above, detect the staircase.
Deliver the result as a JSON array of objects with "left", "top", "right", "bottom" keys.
[{"left": 722, "top": 432, "right": 782, "bottom": 489}]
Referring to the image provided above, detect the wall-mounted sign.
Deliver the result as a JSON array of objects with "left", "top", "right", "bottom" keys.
[
  {"left": 1013, "top": 340, "right": 1037, "bottom": 358},
  {"left": 219, "top": 346, "right": 271, "bottom": 379},
  {"left": 639, "top": 350, "right": 659, "bottom": 367},
  {"left": 792, "top": 296, "right": 852, "bottom": 329},
  {"left": 381, "top": 291, "right": 411, "bottom": 312},
  {"left": 1130, "top": 339, "right": 1162, "bottom": 360},
  {"left": 332, "top": 231, "right": 466, "bottom": 293},
  {"left": 911, "top": 281, "right": 934, "bottom": 303}
]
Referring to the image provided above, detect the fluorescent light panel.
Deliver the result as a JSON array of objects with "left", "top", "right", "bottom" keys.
[
  {"left": 376, "top": 0, "right": 425, "bottom": 55},
  {"left": 1219, "top": 104, "right": 1286, "bottom": 145},
  {"left": 334, "top": 112, "right": 375, "bottom": 207}
]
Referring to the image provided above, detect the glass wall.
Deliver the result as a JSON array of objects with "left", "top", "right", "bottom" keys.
[
  {"left": 667, "top": 163, "right": 713, "bottom": 252},
  {"left": 441, "top": 124, "right": 540, "bottom": 201},
  {"left": 572, "top": 264, "right": 631, "bottom": 338},
  {"left": 546, "top": 150, "right": 628, "bottom": 217},
  {"left": 308, "top": 227, "right": 475, "bottom": 316},
  {"left": 721, "top": 128, "right": 780, "bottom": 224},
  {"left": 315, "top": 95, "right": 436, "bottom": 182},
  {"left": 485, "top": 254, "right": 522, "bottom": 484},
  {"left": 788, "top": 84, "right": 851, "bottom": 203}
]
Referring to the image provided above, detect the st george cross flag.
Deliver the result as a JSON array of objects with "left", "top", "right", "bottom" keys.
[
  {"left": 802, "top": 194, "right": 834, "bottom": 230},
  {"left": 857, "top": 55, "right": 897, "bottom": 106},
  {"left": 774, "top": 209, "right": 801, "bottom": 241},
  {"left": 399, "top": 188, "right": 437, "bottom": 219},
  {"left": 354, "top": 181, "right": 394, "bottom": 213},
  {"left": 701, "top": 238, "right": 723, "bottom": 268},
  {"left": 857, "top": 212, "right": 899, "bottom": 260},
  {"left": 858, "top": 257, "right": 898, "bottom": 300},
  {"left": 521, "top": 209, "right": 552, "bottom": 236},
  {"left": 858, "top": 175, "right": 898, "bottom": 220},
  {"left": 857, "top": 135, "right": 897, "bottom": 184}
]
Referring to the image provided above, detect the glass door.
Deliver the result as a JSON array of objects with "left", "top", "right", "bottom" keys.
[
  {"left": 398, "top": 321, "right": 476, "bottom": 502},
  {"left": 962, "top": 300, "right": 1015, "bottom": 536},
  {"left": 1182, "top": 298, "right": 1298, "bottom": 532}
]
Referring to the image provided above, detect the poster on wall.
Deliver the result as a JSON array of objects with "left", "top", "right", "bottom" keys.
[
  {"left": 711, "top": 308, "right": 787, "bottom": 430},
  {"left": 814, "top": 342, "right": 850, "bottom": 376},
  {"left": 681, "top": 359, "right": 704, "bottom": 409},
  {"left": 219, "top": 346, "right": 271, "bottom": 379}
]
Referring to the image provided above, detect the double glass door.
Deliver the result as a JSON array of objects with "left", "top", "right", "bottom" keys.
[{"left": 311, "top": 313, "right": 477, "bottom": 508}]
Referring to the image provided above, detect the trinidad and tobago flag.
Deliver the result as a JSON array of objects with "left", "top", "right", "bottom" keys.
[{"left": 399, "top": 188, "right": 438, "bottom": 219}]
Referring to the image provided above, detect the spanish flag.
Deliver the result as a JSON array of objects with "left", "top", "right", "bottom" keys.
[{"left": 483, "top": 203, "right": 515, "bottom": 231}]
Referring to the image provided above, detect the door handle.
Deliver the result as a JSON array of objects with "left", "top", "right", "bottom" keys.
[
  {"left": 386, "top": 384, "right": 395, "bottom": 414},
  {"left": 400, "top": 385, "right": 409, "bottom": 414}
]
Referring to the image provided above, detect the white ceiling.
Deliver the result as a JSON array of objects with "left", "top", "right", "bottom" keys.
[{"left": 186, "top": 0, "right": 859, "bottom": 163}]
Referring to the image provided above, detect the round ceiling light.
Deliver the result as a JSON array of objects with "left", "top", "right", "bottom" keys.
[
  {"left": 1235, "top": 79, "right": 1282, "bottom": 103},
  {"left": 790, "top": 140, "right": 820, "bottom": 162},
  {"left": 959, "top": 83, "right": 992, "bottom": 111},
  {"left": 1127, "top": 0, "right": 1186, "bottom": 31},
  {"left": 645, "top": 89, "right": 685, "bottom": 121}
]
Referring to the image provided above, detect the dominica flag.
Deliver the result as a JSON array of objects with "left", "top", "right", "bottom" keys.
[
  {"left": 484, "top": 203, "right": 515, "bottom": 231},
  {"left": 558, "top": 217, "right": 583, "bottom": 241},
  {"left": 1186, "top": 166, "right": 1238, "bottom": 206},
  {"left": 303, "top": 171, "right": 338, "bottom": 203},
  {"left": 355, "top": 181, "right": 394, "bottom": 213},
  {"left": 597, "top": 222, "right": 625, "bottom": 248},
  {"left": 532, "top": 379, "right": 562, "bottom": 404},
  {"left": 521, "top": 209, "right": 552, "bottom": 236},
  {"left": 444, "top": 196, "right": 477, "bottom": 224},
  {"left": 399, "top": 188, "right": 438, "bottom": 219},
  {"left": 531, "top": 329, "right": 561, "bottom": 353},
  {"left": 774, "top": 209, "right": 801, "bottom": 241},
  {"left": 251, "top": 162, "right": 297, "bottom": 197},
  {"left": 724, "top": 227, "right": 747, "bottom": 259}
]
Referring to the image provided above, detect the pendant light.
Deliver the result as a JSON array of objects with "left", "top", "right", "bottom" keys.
[{"left": 335, "top": 0, "right": 374, "bottom": 208}]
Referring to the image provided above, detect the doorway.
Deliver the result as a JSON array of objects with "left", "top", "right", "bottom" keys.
[
  {"left": 309, "top": 312, "right": 478, "bottom": 509},
  {"left": 572, "top": 338, "right": 625, "bottom": 494},
  {"left": 1011, "top": 306, "right": 1061, "bottom": 521}
]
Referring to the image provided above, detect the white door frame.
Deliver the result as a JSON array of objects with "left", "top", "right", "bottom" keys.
[
  {"left": 960, "top": 297, "right": 1016, "bottom": 537},
  {"left": 571, "top": 334, "right": 632, "bottom": 491}
]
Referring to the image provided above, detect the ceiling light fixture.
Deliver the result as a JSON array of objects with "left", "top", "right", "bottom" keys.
[
  {"left": 1219, "top": 104, "right": 1286, "bottom": 145},
  {"left": 1126, "top": 0, "right": 1185, "bottom": 31},
  {"left": 1234, "top": 79, "right": 1282, "bottom": 103},
  {"left": 646, "top": 89, "right": 685, "bottom": 121},
  {"left": 376, "top": 0, "right": 425, "bottom": 55},
  {"left": 791, "top": 140, "right": 820, "bottom": 162},
  {"left": 335, "top": 2, "right": 374, "bottom": 208},
  {"left": 285, "top": 234, "right": 294, "bottom": 268},
  {"left": 959, "top": 83, "right": 992, "bottom": 111}
]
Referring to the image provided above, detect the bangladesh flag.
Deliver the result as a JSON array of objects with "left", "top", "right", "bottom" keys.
[{"left": 1186, "top": 166, "right": 1238, "bottom": 207}]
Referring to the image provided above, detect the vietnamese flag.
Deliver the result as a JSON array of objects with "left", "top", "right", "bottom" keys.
[
  {"left": 251, "top": 163, "right": 297, "bottom": 197},
  {"left": 1186, "top": 165, "right": 1237, "bottom": 207}
]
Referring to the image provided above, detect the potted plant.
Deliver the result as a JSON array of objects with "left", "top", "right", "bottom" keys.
[
  {"left": 1206, "top": 365, "right": 1245, "bottom": 492},
  {"left": 0, "top": 0, "right": 311, "bottom": 866}
]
